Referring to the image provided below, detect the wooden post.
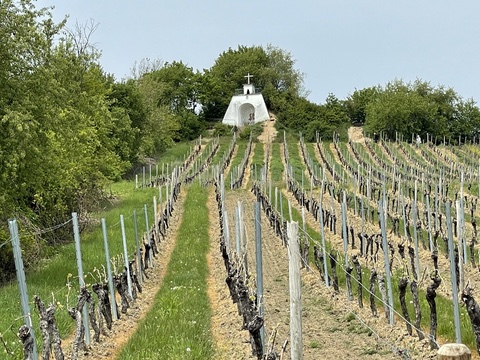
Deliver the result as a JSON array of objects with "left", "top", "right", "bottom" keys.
[
  {"left": 287, "top": 221, "right": 302, "bottom": 360},
  {"left": 254, "top": 201, "right": 265, "bottom": 348},
  {"left": 437, "top": 343, "right": 471, "bottom": 359}
]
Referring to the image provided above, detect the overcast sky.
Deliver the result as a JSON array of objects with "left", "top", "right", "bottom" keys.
[{"left": 37, "top": 0, "right": 480, "bottom": 105}]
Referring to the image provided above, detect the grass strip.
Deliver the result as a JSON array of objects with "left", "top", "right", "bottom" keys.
[
  {"left": 117, "top": 182, "right": 214, "bottom": 360},
  {"left": 0, "top": 181, "right": 158, "bottom": 358}
]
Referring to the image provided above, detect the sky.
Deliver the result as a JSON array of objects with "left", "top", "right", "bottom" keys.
[{"left": 37, "top": 0, "right": 480, "bottom": 105}]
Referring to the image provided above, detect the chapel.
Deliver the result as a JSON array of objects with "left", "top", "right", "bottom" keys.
[{"left": 222, "top": 73, "right": 270, "bottom": 127}]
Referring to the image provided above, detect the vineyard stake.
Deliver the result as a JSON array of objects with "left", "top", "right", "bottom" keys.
[
  {"left": 9, "top": 219, "right": 39, "bottom": 359},
  {"left": 101, "top": 218, "right": 118, "bottom": 321},
  {"left": 254, "top": 201, "right": 265, "bottom": 348},
  {"left": 225, "top": 209, "right": 231, "bottom": 254},
  {"left": 379, "top": 201, "right": 394, "bottom": 325},
  {"left": 456, "top": 200, "right": 465, "bottom": 293},
  {"left": 287, "top": 221, "right": 302, "bottom": 360},
  {"left": 426, "top": 194, "right": 434, "bottom": 252},
  {"left": 133, "top": 211, "right": 142, "bottom": 285},
  {"left": 445, "top": 201, "right": 462, "bottom": 343},
  {"left": 235, "top": 204, "right": 241, "bottom": 255},
  {"left": 144, "top": 204, "right": 152, "bottom": 267},
  {"left": 319, "top": 174, "right": 329, "bottom": 286},
  {"left": 120, "top": 215, "right": 133, "bottom": 299},
  {"left": 412, "top": 202, "right": 421, "bottom": 281},
  {"left": 72, "top": 212, "right": 91, "bottom": 345},
  {"left": 342, "top": 192, "right": 348, "bottom": 267}
]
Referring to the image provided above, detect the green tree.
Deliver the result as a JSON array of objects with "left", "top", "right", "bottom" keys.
[
  {"left": 200, "top": 44, "right": 305, "bottom": 120},
  {"left": 364, "top": 80, "right": 436, "bottom": 140},
  {"left": 200, "top": 45, "right": 270, "bottom": 119},
  {"left": 344, "top": 86, "right": 379, "bottom": 124}
]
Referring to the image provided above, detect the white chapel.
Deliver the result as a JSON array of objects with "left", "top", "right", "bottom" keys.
[{"left": 222, "top": 73, "right": 270, "bottom": 127}]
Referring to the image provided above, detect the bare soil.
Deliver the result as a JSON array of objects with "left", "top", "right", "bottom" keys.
[{"left": 59, "top": 121, "right": 479, "bottom": 360}]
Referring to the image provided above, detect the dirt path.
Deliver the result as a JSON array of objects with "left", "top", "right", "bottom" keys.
[
  {"left": 207, "top": 121, "right": 409, "bottom": 359},
  {"left": 207, "top": 188, "right": 251, "bottom": 359},
  {"left": 348, "top": 126, "right": 366, "bottom": 144}
]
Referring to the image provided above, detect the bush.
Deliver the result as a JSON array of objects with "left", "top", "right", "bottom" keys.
[{"left": 212, "top": 122, "right": 234, "bottom": 137}]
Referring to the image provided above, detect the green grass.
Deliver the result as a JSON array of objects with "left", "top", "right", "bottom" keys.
[
  {"left": 117, "top": 182, "right": 214, "bottom": 359},
  {"left": 270, "top": 142, "right": 284, "bottom": 188},
  {"left": 248, "top": 142, "right": 265, "bottom": 186},
  {"left": 225, "top": 141, "right": 247, "bottom": 189},
  {"left": 0, "top": 181, "right": 159, "bottom": 358}
]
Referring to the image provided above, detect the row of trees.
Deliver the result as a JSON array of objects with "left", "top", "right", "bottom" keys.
[{"left": 345, "top": 79, "right": 480, "bottom": 142}]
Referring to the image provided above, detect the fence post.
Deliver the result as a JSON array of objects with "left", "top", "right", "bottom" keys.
[
  {"left": 254, "top": 201, "right": 265, "bottom": 349},
  {"left": 153, "top": 196, "right": 158, "bottom": 241},
  {"left": 101, "top": 218, "right": 118, "bottom": 321},
  {"left": 378, "top": 201, "right": 394, "bottom": 325},
  {"left": 120, "top": 215, "right": 133, "bottom": 299},
  {"left": 9, "top": 219, "right": 39, "bottom": 360},
  {"left": 72, "top": 212, "right": 91, "bottom": 345},
  {"left": 287, "top": 221, "right": 303, "bottom": 360},
  {"left": 144, "top": 204, "right": 152, "bottom": 267},
  {"left": 445, "top": 202, "right": 462, "bottom": 343},
  {"left": 318, "top": 177, "right": 329, "bottom": 287},
  {"left": 133, "top": 211, "right": 142, "bottom": 285}
]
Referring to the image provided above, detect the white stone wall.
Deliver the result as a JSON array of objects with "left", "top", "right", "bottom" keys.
[{"left": 222, "top": 93, "right": 269, "bottom": 126}]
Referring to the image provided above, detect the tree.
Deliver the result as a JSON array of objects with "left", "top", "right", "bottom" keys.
[
  {"left": 344, "top": 87, "right": 379, "bottom": 125},
  {"left": 145, "top": 61, "right": 205, "bottom": 141},
  {"left": 200, "top": 44, "right": 306, "bottom": 120},
  {"left": 364, "top": 81, "right": 436, "bottom": 140},
  {"left": 200, "top": 45, "right": 270, "bottom": 119}
]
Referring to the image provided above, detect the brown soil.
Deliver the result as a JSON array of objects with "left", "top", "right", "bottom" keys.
[
  {"left": 349, "top": 126, "right": 366, "bottom": 144},
  {"left": 59, "top": 122, "right": 480, "bottom": 360}
]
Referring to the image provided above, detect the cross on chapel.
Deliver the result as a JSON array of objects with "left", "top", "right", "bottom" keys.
[{"left": 244, "top": 73, "right": 253, "bottom": 84}]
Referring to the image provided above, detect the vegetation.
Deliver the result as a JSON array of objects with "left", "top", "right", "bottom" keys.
[
  {"left": 117, "top": 183, "right": 214, "bottom": 360},
  {"left": 3, "top": 0, "right": 480, "bottom": 287},
  {"left": 0, "top": 181, "right": 159, "bottom": 358}
]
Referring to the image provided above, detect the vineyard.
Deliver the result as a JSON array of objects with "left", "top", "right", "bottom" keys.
[{"left": 2, "top": 120, "right": 480, "bottom": 359}]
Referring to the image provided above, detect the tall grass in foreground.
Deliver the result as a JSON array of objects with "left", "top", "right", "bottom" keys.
[
  {"left": 0, "top": 181, "right": 158, "bottom": 358},
  {"left": 117, "top": 183, "right": 214, "bottom": 360}
]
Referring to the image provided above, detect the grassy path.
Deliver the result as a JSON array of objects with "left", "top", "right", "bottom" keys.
[{"left": 116, "top": 182, "right": 213, "bottom": 359}]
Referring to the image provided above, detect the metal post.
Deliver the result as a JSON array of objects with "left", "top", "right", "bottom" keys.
[
  {"left": 235, "top": 204, "right": 241, "bottom": 255},
  {"left": 426, "top": 195, "right": 434, "bottom": 252},
  {"left": 101, "top": 218, "right": 118, "bottom": 320},
  {"left": 144, "top": 204, "right": 152, "bottom": 267},
  {"left": 120, "top": 215, "right": 133, "bottom": 298},
  {"left": 72, "top": 212, "right": 91, "bottom": 345},
  {"left": 133, "top": 211, "right": 142, "bottom": 285},
  {"left": 9, "top": 219, "right": 39, "bottom": 360},
  {"left": 341, "top": 192, "right": 348, "bottom": 267},
  {"left": 318, "top": 177, "right": 329, "bottom": 287}
]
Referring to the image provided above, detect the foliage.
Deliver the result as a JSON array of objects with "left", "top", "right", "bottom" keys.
[
  {"left": 277, "top": 94, "right": 350, "bottom": 142},
  {"left": 117, "top": 183, "right": 214, "bottom": 359},
  {"left": 200, "top": 44, "right": 305, "bottom": 120},
  {"left": 362, "top": 79, "right": 480, "bottom": 141},
  {"left": 344, "top": 86, "right": 380, "bottom": 125},
  {"left": 212, "top": 122, "right": 234, "bottom": 137}
]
